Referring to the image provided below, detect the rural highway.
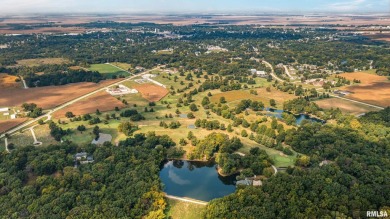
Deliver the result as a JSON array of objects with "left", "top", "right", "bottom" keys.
[
  {"left": 165, "top": 194, "right": 208, "bottom": 206},
  {"left": 0, "top": 65, "right": 161, "bottom": 139}
]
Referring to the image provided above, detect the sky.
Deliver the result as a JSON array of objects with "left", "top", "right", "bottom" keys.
[{"left": 0, "top": 0, "right": 389, "bottom": 14}]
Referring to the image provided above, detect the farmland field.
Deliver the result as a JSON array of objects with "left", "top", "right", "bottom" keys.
[
  {"left": 133, "top": 83, "right": 169, "bottom": 102},
  {"left": 335, "top": 72, "right": 390, "bottom": 107},
  {"left": 53, "top": 91, "right": 126, "bottom": 118},
  {"left": 11, "top": 58, "right": 70, "bottom": 67},
  {"left": 89, "top": 64, "right": 128, "bottom": 78},
  {"left": 315, "top": 97, "right": 381, "bottom": 115},
  {"left": 0, "top": 118, "right": 28, "bottom": 133},
  {"left": 0, "top": 73, "right": 22, "bottom": 89},
  {"left": 0, "top": 79, "right": 120, "bottom": 109},
  {"left": 339, "top": 72, "right": 388, "bottom": 84}
]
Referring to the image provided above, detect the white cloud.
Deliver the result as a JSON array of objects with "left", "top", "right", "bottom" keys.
[{"left": 326, "top": 0, "right": 370, "bottom": 11}]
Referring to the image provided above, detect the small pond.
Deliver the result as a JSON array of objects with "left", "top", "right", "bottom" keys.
[
  {"left": 265, "top": 108, "right": 325, "bottom": 125},
  {"left": 160, "top": 160, "right": 237, "bottom": 201}
]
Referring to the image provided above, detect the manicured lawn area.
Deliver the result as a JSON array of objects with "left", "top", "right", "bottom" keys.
[
  {"left": 89, "top": 64, "right": 128, "bottom": 78},
  {"left": 166, "top": 199, "right": 205, "bottom": 219}
]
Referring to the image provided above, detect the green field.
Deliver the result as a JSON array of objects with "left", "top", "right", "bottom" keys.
[
  {"left": 166, "top": 199, "right": 205, "bottom": 219},
  {"left": 89, "top": 64, "right": 129, "bottom": 78}
]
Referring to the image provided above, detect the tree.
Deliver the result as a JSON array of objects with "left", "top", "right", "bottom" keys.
[
  {"left": 270, "top": 99, "right": 276, "bottom": 107},
  {"left": 93, "top": 126, "right": 100, "bottom": 140},
  {"left": 65, "top": 111, "right": 75, "bottom": 118},
  {"left": 187, "top": 112, "right": 195, "bottom": 119},
  {"left": 227, "top": 124, "right": 233, "bottom": 132},
  {"left": 189, "top": 103, "right": 198, "bottom": 112},
  {"left": 220, "top": 97, "right": 226, "bottom": 104},
  {"left": 77, "top": 125, "right": 86, "bottom": 132},
  {"left": 118, "top": 122, "right": 138, "bottom": 136},
  {"left": 241, "top": 130, "right": 248, "bottom": 137}
]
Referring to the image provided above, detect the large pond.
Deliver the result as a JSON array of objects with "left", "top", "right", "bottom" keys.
[
  {"left": 265, "top": 108, "right": 324, "bottom": 125},
  {"left": 160, "top": 160, "right": 237, "bottom": 201}
]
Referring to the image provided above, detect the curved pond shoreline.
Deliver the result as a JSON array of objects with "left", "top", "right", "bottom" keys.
[
  {"left": 265, "top": 108, "right": 325, "bottom": 125},
  {"left": 159, "top": 160, "right": 238, "bottom": 202}
]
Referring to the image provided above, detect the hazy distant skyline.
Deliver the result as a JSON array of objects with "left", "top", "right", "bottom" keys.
[{"left": 0, "top": 0, "right": 389, "bottom": 14}]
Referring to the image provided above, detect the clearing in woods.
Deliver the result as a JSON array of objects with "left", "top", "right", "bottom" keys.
[
  {"left": 0, "top": 79, "right": 121, "bottom": 109},
  {"left": 10, "top": 58, "right": 70, "bottom": 67},
  {"left": 88, "top": 64, "right": 128, "bottom": 77},
  {"left": 167, "top": 199, "right": 205, "bottom": 219},
  {"left": 338, "top": 72, "right": 390, "bottom": 107},
  {"left": 53, "top": 91, "right": 126, "bottom": 118},
  {"left": 0, "top": 73, "right": 22, "bottom": 89},
  {"left": 132, "top": 83, "right": 169, "bottom": 102}
]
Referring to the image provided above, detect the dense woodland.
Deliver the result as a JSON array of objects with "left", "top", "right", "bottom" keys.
[
  {"left": 0, "top": 133, "right": 172, "bottom": 218},
  {"left": 204, "top": 107, "right": 390, "bottom": 218}
]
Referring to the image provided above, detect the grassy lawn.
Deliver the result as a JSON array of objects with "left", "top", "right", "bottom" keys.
[
  {"left": 111, "top": 62, "right": 132, "bottom": 71},
  {"left": 12, "top": 58, "right": 70, "bottom": 67},
  {"left": 166, "top": 199, "right": 205, "bottom": 219},
  {"left": 89, "top": 64, "right": 128, "bottom": 78},
  {"left": 239, "top": 137, "right": 296, "bottom": 167},
  {"left": 8, "top": 129, "right": 34, "bottom": 147},
  {"left": 210, "top": 87, "right": 295, "bottom": 109}
]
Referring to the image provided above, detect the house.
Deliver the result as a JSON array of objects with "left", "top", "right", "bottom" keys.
[
  {"left": 256, "top": 71, "right": 267, "bottom": 78},
  {"left": 250, "top": 69, "right": 257, "bottom": 74},
  {"left": 253, "top": 180, "right": 263, "bottom": 186},
  {"left": 80, "top": 155, "right": 94, "bottom": 164},
  {"left": 319, "top": 160, "right": 333, "bottom": 167},
  {"left": 236, "top": 178, "right": 252, "bottom": 186},
  {"left": 0, "top": 108, "right": 9, "bottom": 113},
  {"left": 74, "top": 152, "right": 94, "bottom": 165},
  {"left": 74, "top": 152, "right": 87, "bottom": 160}
]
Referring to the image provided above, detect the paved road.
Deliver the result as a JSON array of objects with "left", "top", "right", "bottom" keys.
[
  {"left": 0, "top": 66, "right": 161, "bottom": 139},
  {"left": 21, "top": 77, "right": 28, "bottom": 89},
  {"left": 283, "top": 65, "right": 294, "bottom": 79},
  {"left": 272, "top": 165, "right": 278, "bottom": 175},
  {"left": 165, "top": 194, "right": 208, "bottom": 205},
  {"left": 262, "top": 60, "right": 284, "bottom": 82},
  {"left": 29, "top": 127, "right": 42, "bottom": 145},
  {"left": 4, "top": 138, "right": 9, "bottom": 152}
]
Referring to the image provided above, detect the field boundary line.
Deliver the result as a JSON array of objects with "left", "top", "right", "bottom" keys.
[{"left": 329, "top": 94, "right": 384, "bottom": 110}]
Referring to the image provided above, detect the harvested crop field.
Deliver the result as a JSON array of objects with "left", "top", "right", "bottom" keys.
[
  {"left": 0, "top": 79, "right": 120, "bottom": 109},
  {"left": 0, "top": 118, "right": 27, "bottom": 133},
  {"left": 338, "top": 72, "right": 390, "bottom": 107},
  {"left": 341, "top": 82, "right": 390, "bottom": 107},
  {"left": 0, "top": 73, "right": 21, "bottom": 89},
  {"left": 53, "top": 91, "right": 126, "bottom": 118},
  {"left": 132, "top": 83, "right": 169, "bottom": 102},
  {"left": 339, "top": 72, "right": 388, "bottom": 84},
  {"left": 315, "top": 98, "right": 380, "bottom": 115}
]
